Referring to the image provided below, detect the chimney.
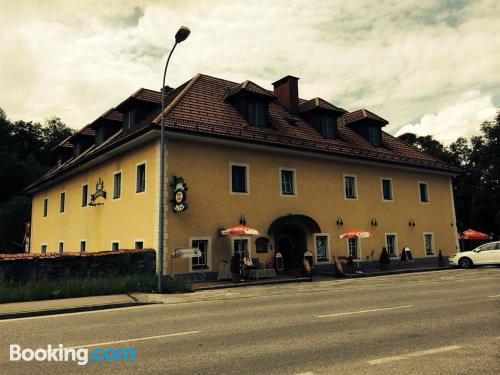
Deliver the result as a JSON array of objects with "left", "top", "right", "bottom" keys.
[{"left": 272, "top": 75, "right": 299, "bottom": 113}]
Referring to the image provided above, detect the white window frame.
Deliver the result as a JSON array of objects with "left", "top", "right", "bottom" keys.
[
  {"left": 58, "top": 241, "right": 64, "bottom": 254},
  {"left": 423, "top": 232, "right": 435, "bottom": 256},
  {"left": 134, "top": 239, "right": 145, "bottom": 249},
  {"left": 135, "top": 161, "right": 147, "bottom": 195},
  {"left": 189, "top": 236, "right": 211, "bottom": 272},
  {"left": 279, "top": 167, "right": 297, "bottom": 196},
  {"left": 111, "top": 241, "right": 120, "bottom": 251},
  {"left": 81, "top": 183, "right": 89, "bottom": 208},
  {"left": 231, "top": 237, "right": 251, "bottom": 257},
  {"left": 40, "top": 243, "right": 48, "bottom": 254},
  {"left": 346, "top": 237, "right": 361, "bottom": 260},
  {"left": 59, "top": 191, "right": 66, "bottom": 213},
  {"left": 112, "top": 170, "right": 122, "bottom": 200},
  {"left": 343, "top": 174, "right": 358, "bottom": 200},
  {"left": 314, "top": 233, "right": 331, "bottom": 263},
  {"left": 381, "top": 177, "right": 394, "bottom": 202},
  {"left": 385, "top": 233, "right": 398, "bottom": 257},
  {"left": 80, "top": 239, "right": 87, "bottom": 253},
  {"left": 229, "top": 162, "right": 250, "bottom": 195},
  {"left": 43, "top": 197, "right": 48, "bottom": 218},
  {"left": 418, "top": 181, "right": 430, "bottom": 204}
]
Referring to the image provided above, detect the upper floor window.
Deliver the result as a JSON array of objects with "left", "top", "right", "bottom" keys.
[
  {"left": 280, "top": 169, "right": 296, "bottom": 195},
  {"left": 368, "top": 126, "right": 381, "bottom": 146},
  {"left": 80, "top": 240, "right": 86, "bottom": 253},
  {"left": 123, "top": 110, "right": 135, "bottom": 131},
  {"left": 58, "top": 242, "right": 64, "bottom": 254},
  {"left": 231, "top": 164, "right": 248, "bottom": 194},
  {"left": 247, "top": 101, "right": 268, "bottom": 127},
  {"left": 43, "top": 198, "right": 48, "bottom": 217},
  {"left": 344, "top": 175, "right": 357, "bottom": 199},
  {"left": 60, "top": 192, "right": 65, "bottom": 213},
  {"left": 134, "top": 241, "right": 144, "bottom": 249},
  {"left": 112, "top": 242, "right": 119, "bottom": 251},
  {"left": 419, "top": 182, "right": 429, "bottom": 203},
  {"left": 82, "top": 184, "right": 88, "bottom": 207},
  {"left": 96, "top": 126, "right": 106, "bottom": 146},
  {"left": 136, "top": 163, "right": 146, "bottom": 193},
  {"left": 113, "top": 172, "right": 122, "bottom": 199},
  {"left": 381, "top": 178, "right": 393, "bottom": 201},
  {"left": 41, "top": 244, "right": 47, "bottom": 254},
  {"left": 320, "top": 115, "right": 336, "bottom": 138}
]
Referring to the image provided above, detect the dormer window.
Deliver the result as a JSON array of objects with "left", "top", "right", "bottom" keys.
[
  {"left": 343, "top": 109, "right": 388, "bottom": 148},
  {"left": 247, "top": 101, "right": 268, "bottom": 127},
  {"left": 368, "top": 126, "right": 381, "bottom": 146},
  {"left": 123, "top": 110, "right": 135, "bottom": 131},
  {"left": 319, "top": 115, "right": 337, "bottom": 138},
  {"left": 95, "top": 126, "right": 106, "bottom": 146}
]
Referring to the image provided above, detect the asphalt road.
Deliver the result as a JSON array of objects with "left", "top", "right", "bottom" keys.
[{"left": 0, "top": 268, "right": 499, "bottom": 375}]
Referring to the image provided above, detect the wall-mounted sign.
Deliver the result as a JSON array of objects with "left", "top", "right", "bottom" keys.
[
  {"left": 172, "top": 248, "right": 201, "bottom": 258},
  {"left": 90, "top": 178, "right": 106, "bottom": 206},
  {"left": 171, "top": 176, "right": 188, "bottom": 212}
]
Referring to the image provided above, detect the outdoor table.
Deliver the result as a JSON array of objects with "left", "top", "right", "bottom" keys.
[{"left": 248, "top": 268, "right": 277, "bottom": 280}]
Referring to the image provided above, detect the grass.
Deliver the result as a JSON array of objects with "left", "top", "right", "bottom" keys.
[{"left": 0, "top": 273, "right": 189, "bottom": 303}]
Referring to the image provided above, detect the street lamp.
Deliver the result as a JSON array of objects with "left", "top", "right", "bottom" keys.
[{"left": 158, "top": 26, "right": 190, "bottom": 293}]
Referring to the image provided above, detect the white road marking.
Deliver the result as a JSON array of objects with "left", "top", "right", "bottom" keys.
[
  {"left": 368, "top": 345, "right": 461, "bottom": 365},
  {"left": 70, "top": 330, "right": 201, "bottom": 349},
  {"left": 488, "top": 294, "right": 500, "bottom": 298},
  {"left": 0, "top": 304, "right": 160, "bottom": 323},
  {"left": 295, "top": 372, "right": 316, "bottom": 375},
  {"left": 317, "top": 305, "right": 413, "bottom": 318}
]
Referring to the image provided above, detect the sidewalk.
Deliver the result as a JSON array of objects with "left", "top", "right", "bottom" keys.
[{"left": 0, "top": 294, "right": 151, "bottom": 320}]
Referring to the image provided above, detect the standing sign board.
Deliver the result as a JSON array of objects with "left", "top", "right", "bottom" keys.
[{"left": 275, "top": 252, "right": 284, "bottom": 271}]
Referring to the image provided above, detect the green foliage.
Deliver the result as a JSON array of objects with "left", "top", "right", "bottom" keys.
[
  {"left": 163, "top": 278, "right": 192, "bottom": 293},
  {"left": 0, "top": 109, "right": 74, "bottom": 252},
  {"left": 0, "top": 274, "right": 157, "bottom": 303}
]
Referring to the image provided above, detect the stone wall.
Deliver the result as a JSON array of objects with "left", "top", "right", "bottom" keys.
[{"left": 0, "top": 249, "right": 156, "bottom": 283}]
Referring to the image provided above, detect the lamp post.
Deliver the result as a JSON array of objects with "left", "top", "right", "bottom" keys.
[{"left": 158, "top": 26, "right": 190, "bottom": 293}]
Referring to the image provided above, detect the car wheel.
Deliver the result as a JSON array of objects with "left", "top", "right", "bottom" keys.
[{"left": 459, "top": 257, "right": 473, "bottom": 269}]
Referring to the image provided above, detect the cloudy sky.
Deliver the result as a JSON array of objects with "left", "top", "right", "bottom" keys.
[{"left": 1, "top": 0, "right": 499, "bottom": 144}]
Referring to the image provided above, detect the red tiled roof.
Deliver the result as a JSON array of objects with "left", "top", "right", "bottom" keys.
[
  {"left": 299, "top": 97, "right": 347, "bottom": 114},
  {"left": 0, "top": 248, "right": 154, "bottom": 261},
  {"left": 343, "top": 109, "right": 389, "bottom": 125}
]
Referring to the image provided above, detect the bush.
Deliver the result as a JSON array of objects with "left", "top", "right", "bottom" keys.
[
  {"left": 163, "top": 278, "right": 192, "bottom": 293},
  {"left": 0, "top": 274, "right": 157, "bottom": 303}
]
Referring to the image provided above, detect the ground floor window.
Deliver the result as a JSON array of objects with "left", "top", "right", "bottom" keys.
[
  {"left": 191, "top": 239, "right": 209, "bottom": 270},
  {"left": 315, "top": 234, "right": 329, "bottom": 262},
  {"left": 233, "top": 238, "right": 249, "bottom": 257},
  {"left": 424, "top": 233, "right": 434, "bottom": 255},
  {"left": 348, "top": 238, "right": 359, "bottom": 259},
  {"left": 386, "top": 234, "right": 398, "bottom": 257}
]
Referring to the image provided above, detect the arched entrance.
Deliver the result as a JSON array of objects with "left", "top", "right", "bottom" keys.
[{"left": 268, "top": 215, "right": 321, "bottom": 272}]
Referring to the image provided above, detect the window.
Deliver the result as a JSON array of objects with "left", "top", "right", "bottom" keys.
[
  {"left": 233, "top": 238, "right": 249, "bottom": 257},
  {"left": 113, "top": 172, "right": 122, "bottom": 199},
  {"left": 315, "top": 234, "right": 329, "bottom": 262},
  {"left": 381, "top": 178, "right": 393, "bottom": 201},
  {"left": 80, "top": 240, "right": 86, "bottom": 253},
  {"left": 344, "top": 175, "right": 357, "bottom": 199},
  {"left": 112, "top": 242, "right": 119, "bottom": 251},
  {"left": 386, "top": 234, "right": 398, "bottom": 257},
  {"left": 479, "top": 243, "right": 496, "bottom": 251},
  {"left": 247, "top": 101, "right": 267, "bottom": 127},
  {"left": 191, "top": 239, "right": 209, "bottom": 270},
  {"left": 123, "top": 110, "right": 135, "bottom": 131},
  {"left": 281, "top": 169, "right": 295, "bottom": 195},
  {"left": 368, "top": 127, "right": 381, "bottom": 146},
  {"left": 320, "top": 115, "right": 336, "bottom": 138},
  {"left": 82, "top": 184, "right": 88, "bottom": 207},
  {"left": 134, "top": 241, "right": 144, "bottom": 249},
  {"left": 58, "top": 242, "right": 64, "bottom": 254},
  {"left": 419, "top": 182, "right": 429, "bottom": 203},
  {"left": 255, "top": 237, "right": 270, "bottom": 253},
  {"left": 41, "top": 244, "right": 47, "bottom": 254},
  {"left": 60, "top": 192, "right": 65, "bottom": 213},
  {"left": 136, "top": 163, "right": 146, "bottom": 193},
  {"left": 424, "top": 233, "right": 434, "bottom": 256},
  {"left": 348, "top": 238, "right": 359, "bottom": 259},
  {"left": 96, "top": 126, "right": 106, "bottom": 146},
  {"left": 43, "top": 198, "right": 48, "bottom": 217},
  {"left": 231, "top": 164, "right": 248, "bottom": 193}
]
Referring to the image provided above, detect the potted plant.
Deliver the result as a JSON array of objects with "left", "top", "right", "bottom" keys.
[
  {"left": 230, "top": 253, "right": 241, "bottom": 282},
  {"left": 379, "top": 247, "right": 391, "bottom": 271},
  {"left": 343, "top": 255, "right": 355, "bottom": 274},
  {"left": 437, "top": 250, "right": 445, "bottom": 267}
]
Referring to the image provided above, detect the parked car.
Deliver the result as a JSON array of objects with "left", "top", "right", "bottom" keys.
[{"left": 449, "top": 241, "right": 500, "bottom": 268}]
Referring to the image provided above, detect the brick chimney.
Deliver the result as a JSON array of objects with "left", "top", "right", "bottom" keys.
[{"left": 272, "top": 75, "right": 299, "bottom": 113}]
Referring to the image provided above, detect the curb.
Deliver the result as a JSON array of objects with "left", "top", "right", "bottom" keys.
[
  {"left": 317, "top": 266, "right": 455, "bottom": 278},
  {"left": 0, "top": 301, "right": 159, "bottom": 321},
  {"left": 192, "top": 277, "right": 312, "bottom": 291}
]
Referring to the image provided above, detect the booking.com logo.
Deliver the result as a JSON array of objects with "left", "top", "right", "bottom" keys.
[{"left": 10, "top": 344, "right": 136, "bottom": 366}]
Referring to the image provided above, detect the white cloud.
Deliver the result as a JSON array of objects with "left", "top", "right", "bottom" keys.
[
  {"left": 395, "top": 90, "right": 497, "bottom": 144},
  {"left": 0, "top": 0, "right": 499, "bottom": 137}
]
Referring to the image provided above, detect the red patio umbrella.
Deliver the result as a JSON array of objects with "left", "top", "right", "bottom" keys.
[
  {"left": 460, "top": 229, "right": 488, "bottom": 240},
  {"left": 339, "top": 230, "right": 373, "bottom": 239},
  {"left": 221, "top": 225, "right": 259, "bottom": 237}
]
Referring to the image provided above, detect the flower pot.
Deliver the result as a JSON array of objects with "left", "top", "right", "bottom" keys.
[{"left": 231, "top": 274, "right": 241, "bottom": 283}]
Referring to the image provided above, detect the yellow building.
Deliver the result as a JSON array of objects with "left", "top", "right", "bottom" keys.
[{"left": 26, "top": 74, "right": 461, "bottom": 275}]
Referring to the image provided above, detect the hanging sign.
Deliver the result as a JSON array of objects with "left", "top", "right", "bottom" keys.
[
  {"left": 172, "top": 248, "right": 201, "bottom": 258},
  {"left": 90, "top": 177, "right": 106, "bottom": 206},
  {"left": 171, "top": 176, "right": 188, "bottom": 212}
]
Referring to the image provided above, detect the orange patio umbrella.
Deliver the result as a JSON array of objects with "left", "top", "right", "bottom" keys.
[
  {"left": 221, "top": 225, "right": 259, "bottom": 237},
  {"left": 460, "top": 229, "right": 488, "bottom": 240},
  {"left": 339, "top": 230, "right": 373, "bottom": 239}
]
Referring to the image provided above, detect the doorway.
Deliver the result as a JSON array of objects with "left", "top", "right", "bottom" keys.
[{"left": 275, "top": 224, "right": 307, "bottom": 271}]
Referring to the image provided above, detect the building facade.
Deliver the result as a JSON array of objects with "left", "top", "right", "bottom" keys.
[{"left": 26, "top": 74, "right": 461, "bottom": 275}]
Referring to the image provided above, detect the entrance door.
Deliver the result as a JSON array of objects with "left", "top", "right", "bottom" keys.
[{"left": 275, "top": 224, "right": 307, "bottom": 271}]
